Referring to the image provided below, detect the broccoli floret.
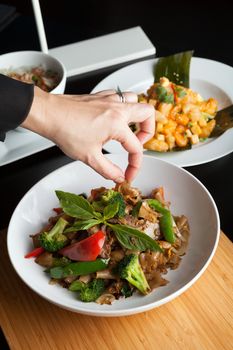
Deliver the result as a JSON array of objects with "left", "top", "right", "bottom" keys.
[
  {"left": 93, "top": 189, "right": 126, "bottom": 217},
  {"left": 80, "top": 279, "right": 105, "bottom": 302},
  {"left": 97, "top": 189, "right": 126, "bottom": 217},
  {"left": 121, "top": 282, "right": 134, "bottom": 298},
  {"left": 52, "top": 256, "right": 70, "bottom": 267},
  {"left": 40, "top": 217, "right": 68, "bottom": 252},
  {"left": 117, "top": 254, "right": 150, "bottom": 295}
]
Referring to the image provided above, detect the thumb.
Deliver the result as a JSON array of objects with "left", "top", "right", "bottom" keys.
[{"left": 87, "top": 150, "right": 125, "bottom": 183}]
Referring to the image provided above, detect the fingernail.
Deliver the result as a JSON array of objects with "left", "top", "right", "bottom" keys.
[{"left": 115, "top": 176, "right": 125, "bottom": 183}]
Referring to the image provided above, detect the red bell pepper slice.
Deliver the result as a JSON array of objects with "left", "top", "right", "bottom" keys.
[
  {"left": 59, "top": 231, "right": 105, "bottom": 261},
  {"left": 24, "top": 246, "right": 45, "bottom": 258}
]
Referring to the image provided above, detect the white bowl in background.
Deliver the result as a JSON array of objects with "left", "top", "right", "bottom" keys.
[
  {"left": 7, "top": 154, "right": 220, "bottom": 317},
  {"left": 0, "top": 50, "right": 66, "bottom": 132}
]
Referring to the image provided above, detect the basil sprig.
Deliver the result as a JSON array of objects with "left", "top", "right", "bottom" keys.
[{"left": 56, "top": 191, "right": 162, "bottom": 252}]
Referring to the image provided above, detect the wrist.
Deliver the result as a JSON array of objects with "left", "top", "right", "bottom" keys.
[{"left": 21, "top": 86, "right": 54, "bottom": 138}]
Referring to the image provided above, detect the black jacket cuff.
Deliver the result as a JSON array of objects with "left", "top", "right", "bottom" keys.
[{"left": 0, "top": 74, "right": 34, "bottom": 141}]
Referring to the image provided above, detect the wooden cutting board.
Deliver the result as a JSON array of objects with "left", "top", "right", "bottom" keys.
[{"left": 0, "top": 229, "right": 232, "bottom": 350}]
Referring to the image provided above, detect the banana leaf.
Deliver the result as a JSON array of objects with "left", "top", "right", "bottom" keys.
[
  {"left": 154, "top": 50, "right": 194, "bottom": 88},
  {"left": 211, "top": 105, "right": 233, "bottom": 137}
]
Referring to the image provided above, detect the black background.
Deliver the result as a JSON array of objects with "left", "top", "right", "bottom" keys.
[
  {"left": 0, "top": 0, "right": 232, "bottom": 238},
  {"left": 0, "top": 0, "right": 233, "bottom": 65}
]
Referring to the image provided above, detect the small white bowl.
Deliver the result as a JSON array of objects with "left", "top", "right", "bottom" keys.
[
  {"left": 0, "top": 50, "right": 66, "bottom": 132},
  {"left": 7, "top": 154, "right": 220, "bottom": 317}
]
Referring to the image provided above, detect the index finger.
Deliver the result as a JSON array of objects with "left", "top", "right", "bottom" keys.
[
  {"left": 113, "top": 125, "right": 143, "bottom": 182},
  {"left": 127, "top": 103, "right": 155, "bottom": 144},
  {"left": 125, "top": 152, "right": 142, "bottom": 182}
]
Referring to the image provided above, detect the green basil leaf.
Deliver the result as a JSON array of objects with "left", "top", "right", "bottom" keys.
[
  {"left": 103, "top": 202, "right": 119, "bottom": 220},
  {"left": 64, "top": 218, "right": 103, "bottom": 233},
  {"left": 154, "top": 50, "right": 194, "bottom": 88},
  {"left": 56, "top": 190, "right": 99, "bottom": 220},
  {"left": 92, "top": 200, "right": 104, "bottom": 212},
  {"left": 108, "top": 224, "right": 163, "bottom": 252}
]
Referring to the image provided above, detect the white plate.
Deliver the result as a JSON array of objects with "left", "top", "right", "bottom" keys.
[
  {"left": 7, "top": 154, "right": 220, "bottom": 316},
  {"left": 92, "top": 57, "right": 233, "bottom": 167},
  {"left": 0, "top": 130, "right": 54, "bottom": 166}
]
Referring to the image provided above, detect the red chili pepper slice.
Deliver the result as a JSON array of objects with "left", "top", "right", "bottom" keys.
[
  {"left": 59, "top": 231, "right": 105, "bottom": 261},
  {"left": 24, "top": 246, "right": 45, "bottom": 258},
  {"left": 171, "top": 83, "right": 178, "bottom": 104},
  {"left": 53, "top": 207, "right": 63, "bottom": 214}
]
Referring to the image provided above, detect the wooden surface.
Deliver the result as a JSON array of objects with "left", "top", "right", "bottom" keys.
[{"left": 0, "top": 229, "right": 233, "bottom": 350}]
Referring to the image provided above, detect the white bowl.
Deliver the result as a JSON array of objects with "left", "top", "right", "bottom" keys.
[
  {"left": 0, "top": 50, "right": 66, "bottom": 132},
  {"left": 7, "top": 154, "right": 220, "bottom": 317}
]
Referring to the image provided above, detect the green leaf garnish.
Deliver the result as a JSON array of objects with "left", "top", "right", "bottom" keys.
[
  {"left": 175, "top": 86, "right": 187, "bottom": 98},
  {"left": 155, "top": 85, "right": 174, "bottom": 104},
  {"left": 154, "top": 50, "right": 194, "bottom": 88},
  {"left": 199, "top": 137, "right": 207, "bottom": 142},
  {"left": 64, "top": 218, "right": 103, "bottom": 233},
  {"left": 56, "top": 190, "right": 100, "bottom": 220},
  {"left": 103, "top": 202, "right": 119, "bottom": 220},
  {"left": 163, "top": 93, "right": 175, "bottom": 104},
  {"left": 107, "top": 224, "right": 163, "bottom": 252}
]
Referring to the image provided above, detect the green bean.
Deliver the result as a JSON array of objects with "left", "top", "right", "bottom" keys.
[
  {"left": 147, "top": 199, "right": 176, "bottom": 243},
  {"left": 49, "top": 259, "right": 109, "bottom": 279}
]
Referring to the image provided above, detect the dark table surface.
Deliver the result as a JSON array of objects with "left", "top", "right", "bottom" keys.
[{"left": 0, "top": 0, "right": 233, "bottom": 241}]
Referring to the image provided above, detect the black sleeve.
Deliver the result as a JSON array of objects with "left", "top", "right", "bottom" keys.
[{"left": 0, "top": 74, "right": 34, "bottom": 141}]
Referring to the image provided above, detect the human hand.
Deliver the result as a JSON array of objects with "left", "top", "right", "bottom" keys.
[{"left": 22, "top": 87, "right": 155, "bottom": 182}]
